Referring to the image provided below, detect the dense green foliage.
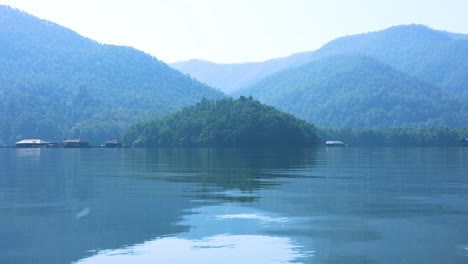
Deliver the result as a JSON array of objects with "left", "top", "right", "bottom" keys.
[
  {"left": 316, "top": 24, "right": 468, "bottom": 96},
  {"left": 319, "top": 127, "right": 468, "bottom": 147},
  {"left": 0, "top": 6, "right": 223, "bottom": 145},
  {"left": 237, "top": 54, "right": 468, "bottom": 128},
  {"left": 124, "top": 97, "right": 320, "bottom": 147}
]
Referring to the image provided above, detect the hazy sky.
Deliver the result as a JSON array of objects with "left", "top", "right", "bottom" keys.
[{"left": 1, "top": 0, "right": 468, "bottom": 63}]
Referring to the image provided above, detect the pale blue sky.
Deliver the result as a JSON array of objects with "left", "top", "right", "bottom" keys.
[{"left": 1, "top": 0, "right": 468, "bottom": 63}]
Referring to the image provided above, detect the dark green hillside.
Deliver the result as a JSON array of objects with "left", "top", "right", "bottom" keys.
[
  {"left": 237, "top": 54, "right": 468, "bottom": 128},
  {"left": 315, "top": 24, "right": 468, "bottom": 95},
  {"left": 0, "top": 6, "right": 223, "bottom": 145},
  {"left": 124, "top": 97, "right": 320, "bottom": 147}
]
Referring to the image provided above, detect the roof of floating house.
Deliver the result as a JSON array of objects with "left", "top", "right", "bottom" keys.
[
  {"left": 104, "top": 139, "right": 120, "bottom": 144},
  {"left": 63, "top": 138, "right": 87, "bottom": 143},
  {"left": 16, "top": 139, "right": 50, "bottom": 144},
  {"left": 326, "top": 141, "right": 344, "bottom": 144}
]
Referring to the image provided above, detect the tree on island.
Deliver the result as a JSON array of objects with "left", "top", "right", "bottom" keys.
[{"left": 124, "top": 96, "right": 321, "bottom": 147}]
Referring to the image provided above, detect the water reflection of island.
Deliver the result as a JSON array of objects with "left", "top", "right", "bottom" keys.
[
  {"left": 4, "top": 148, "right": 317, "bottom": 264},
  {"left": 3, "top": 149, "right": 191, "bottom": 264},
  {"left": 15, "top": 147, "right": 42, "bottom": 159},
  {"left": 5, "top": 148, "right": 467, "bottom": 264},
  {"left": 74, "top": 148, "right": 318, "bottom": 264}
]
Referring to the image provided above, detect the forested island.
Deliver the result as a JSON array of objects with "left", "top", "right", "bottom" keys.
[
  {"left": 123, "top": 97, "right": 467, "bottom": 147},
  {"left": 124, "top": 97, "right": 320, "bottom": 147}
]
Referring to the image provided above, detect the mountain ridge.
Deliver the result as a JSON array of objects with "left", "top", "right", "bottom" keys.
[
  {"left": 235, "top": 54, "right": 467, "bottom": 128},
  {"left": 171, "top": 51, "right": 315, "bottom": 93},
  {"left": 173, "top": 24, "right": 468, "bottom": 95},
  {"left": 0, "top": 5, "right": 223, "bottom": 145},
  {"left": 313, "top": 24, "right": 468, "bottom": 94}
]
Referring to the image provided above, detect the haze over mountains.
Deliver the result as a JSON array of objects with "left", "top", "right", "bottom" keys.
[
  {"left": 175, "top": 24, "right": 468, "bottom": 128},
  {"left": 173, "top": 24, "right": 468, "bottom": 96},
  {"left": 0, "top": 6, "right": 222, "bottom": 145},
  {"left": 311, "top": 24, "right": 468, "bottom": 96},
  {"left": 237, "top": 54, "right": 466, "bottom": 128},
  {"left": 0, "top": 5, "right": 467, "bottom": 145},
  {"left": 171, "top": 52, "right": 315, "bottom": 94}
]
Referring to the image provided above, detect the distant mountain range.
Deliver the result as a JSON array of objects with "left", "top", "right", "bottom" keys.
[
  {"left": 309, "top": 24, "right": 468, "bottom": 96},
  {"left": 174, "top": 24, "right": 468, "bottom": 128},
  {"left": 0, "top": 6, "right": 223, "bottom": 145},
  {"left": 173, "top": 24, "right": 468, "bottom": 96},
  {"left": 1, "top": 5, "right": 467, "bottom": 145},
  {"left": 236, "top": 54, "right": 467, "bottom": 128},
  {"left": 171, "top": 52, "right": 315, "bottom": 94}
]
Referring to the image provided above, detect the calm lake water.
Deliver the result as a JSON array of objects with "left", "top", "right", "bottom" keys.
[{"left": 1, "top": 147, "right": 467, "bottom": 263}]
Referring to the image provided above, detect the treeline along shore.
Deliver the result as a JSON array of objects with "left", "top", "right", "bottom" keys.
[
  {"left": 3, "top": 97, "right": 468, "bottom": 148},
  {"left": 123, "top": 97, "right": 468, "bottom": 148}
]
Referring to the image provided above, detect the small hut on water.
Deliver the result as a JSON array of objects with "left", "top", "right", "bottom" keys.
[
  {"left": 16, "top": 139, "right": 51, "bottom": 148},
  {"left": 103, "top": 139, "right": 122, "bottom": 148},
  {"left": 461, "top": 138, "right": 468, "bottom": 147},
  {"left": 63, "top": 138, "right": 89, "bottom": 148}
]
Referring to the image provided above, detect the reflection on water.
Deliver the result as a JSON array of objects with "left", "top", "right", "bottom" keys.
[
  {"left": 216, "top": 213, "right": 289, "bottom": 223},
  {"left": 75, "top": 207, "right": 91, "bottom": 219},
  {"left": 77, "top": 204, "right": 309, "bottom": 264},
  {"left": 15, "top": 148, "right": 42, "bottom": 159},
  {"left": 1, "top": 147, "right": 468, "bottom": 264},
  {"left": 77, "top": 235, "right": 303, "bottom": 264}
]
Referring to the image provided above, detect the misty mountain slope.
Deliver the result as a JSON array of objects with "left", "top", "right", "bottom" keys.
[
  {"left": 171, "top": 51, "right": 315, "bottom": 94},
  {"left": 314, "top": 24, "right": 468, "bottom": 95},
  {"left": 0, "top": 6, "right": 223, "bottom": 145},
  {"left": 236, "top": 54, "right": 467, "bottom": 128},
  {"left": 174, "top": 25, "right": 468, "bottom": 96}
]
